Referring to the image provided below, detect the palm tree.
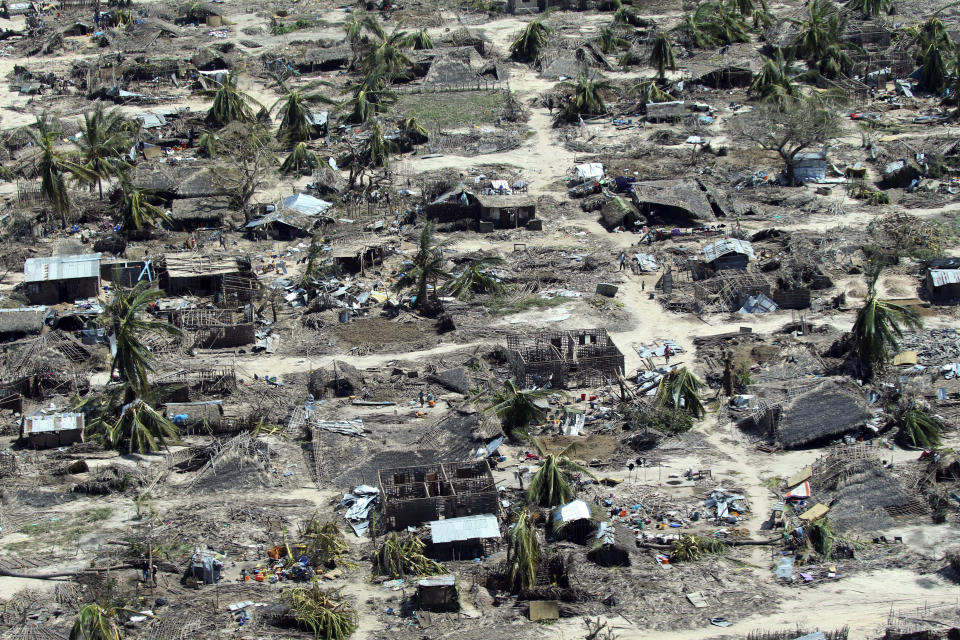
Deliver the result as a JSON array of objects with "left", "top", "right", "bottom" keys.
[
  {"left": 555, "top": 73, "right": 614, "bottom": 124},
  {"left": 196, "top": 129, "right": 218, "bottom": 158},
  {"left": 527, "top": 440, "right": 593, "bottom": 507},
  {"left": 395, "top": 220, "right": 449, "bottom": 311},
  {"left": 73, "top": 103, "right": 131, "bottom": 200},
  {"left": 675, "top": 1, "right": 750, "bottom": 49},
  {"left": 361, "top": 120, "right": 396, "bottom": 169},
  {"left": 70, "top": 603, "right": 122, "bottom": 640},
  {"left": 852, "top": 266, "right": 922, "bottom": 378},
  {"left": 397, "top": 116, "right": 428, "bottom": 149},
  {"left": 750, "top": 50, "right": 803, "bottom": 108},
  {"left": 596, "top": 26, "right": 629, "bottom": 54},
  {"left": 356, "top": 17, "right": 415, "bottom": 81},
  {"left": 793, "top": 0, "right": 846, "bottom": 62},
  {"left": 818, "top": 43, "right": 854, "bottom": 78},
  {"left": 407, "top": 28, "right": 433, "bottom": 49},
  {"left": 921, "top": 43, "right": 949, "bottom": 93},
  {"left": 649, "top": 31, "right": 676, "bottom": 82},
  {"left": 89, "top": 396, "right": 180, "bottom": 455},
  {"left": 446, "top": 256, "right": 505, "bottom": 300},
  {"left": 483, "top": 378, "right": 556, "bottom": 439},
  {"left": 613, "top": 6, "right": 645, "bottom": 26},
  {"left": 629, "top": 80, "right": 675, "bottom": 106},
  {"left": 280, "top": 141, "right": 320, "bottom": 176},
  {"left": 510, "top": 19, "right": 552, "bottom": 62},
  {"left": 206, "top": 73, "right": 259, "bottom": 127},
  {"left": 897, "top": 405, "right": 943, "bottom": 449},
  {"left": 911, "top": 16, "right": 952, "bottom": 60},
  {"left": 29, "top": 113, "right": 87, "bottom": 227},
  {"left": 116, "top": 177, "right": 171, "bottom": 232},
  {"left": 342, "top": 77, "right": 397, "bottom": 124},
  {"left": 507, "top": 509, "right": 540, "bottom": 593},
  {"left": 655, "top": 367, "right": 706, "bottom": 418},
  {"left": 99, "top": 280, "right": 182, "bottom": 394},
  {"left": 847, "top": 0, "right": 892, "bottom": 17},
  {"left": 272, "top": 80, "right": 334, "bottom": 145}
]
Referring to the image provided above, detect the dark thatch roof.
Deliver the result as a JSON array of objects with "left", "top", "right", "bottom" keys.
[
  {"left": 423, "top": 56, "right": 479, "bottom": 87},
  {"left": 630, "top": 178, "right": 718, "bottom": 222},
  {"left": 0, "top": 307, "right": 48, "bottom": 336},
  {"left": 135, "top": 165, "right": 221, "bottom": 199},
  {"left": 774, "top": 379, "right": 873, "bottom": 449}
]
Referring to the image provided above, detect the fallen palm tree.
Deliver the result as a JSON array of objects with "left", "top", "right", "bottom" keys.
[
  {"left": 285, "top": 582, "right": 357, "bottom": 640},
  {"left": 375, "top": 533, "right": 445, "bottom": 578}
]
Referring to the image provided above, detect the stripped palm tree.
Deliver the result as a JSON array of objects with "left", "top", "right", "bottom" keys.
[
  {"left": 482, "top": 379, "right": 558, "bottom": 439},
  {"left": 446, "top": 256, "right": 505, "bottom": 300},
  {"left": 527, "top": 440, "right": 593, "bottom": 507},
  {"left": 116, "top": 176, "right": 172, "bottom": 232},
  {"left": 392, "top": 221, "right": 449, "bottom": 311},
  {"left": 510, "top": 19, "right": 552, "bottom": 62},
  {"left": 656, "top": 367, "right": 706, "bottom": 418},
  {"left": 506, "top": 509, "right": 540, "bottom": 593},
  {"left": 649, "top": 31, "right": 676, "bottom": 83},
  {"left": 852, "top": 265, "right": 923, "bottom": 378},
  {"left": 280, "top": 141, "right": 320, "bottom": 176},
  {"left": 205, "top": 72, "right": 260, "bottom": 127}
]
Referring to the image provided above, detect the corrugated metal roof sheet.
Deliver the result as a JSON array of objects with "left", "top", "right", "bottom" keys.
[
  {"left": 930, "top": 269, "right": 960, "bottom": 287},
  {"left": 418, "top": 575, "right": 456, "bottom": 587},
  {"left": 702, "top": 238, "right": 754, "bottom": 263},
  {"left": 429, "top": 514, "right": 500, "bottom": 544},
  {"left": 23, "top": 412, "right": 84, "bottom": 434},
  {"left": 553, "top": 499, "right": 592, "bottom": 523},
  {"left": 24, "top": 253, "right": 102, "bottom": 283}
]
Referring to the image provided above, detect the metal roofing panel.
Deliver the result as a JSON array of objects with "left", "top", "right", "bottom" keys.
[
  {"left": 553, "top": 499, "right": 591, "bottom": 523},
  {"left": 429, "top": 514, "right": 500, "bottom": 544},
  {"left": 702, "top": 238, "right": 754, "bottom": 263},
  {"left": 23, "top": 412, "right": 84, "bottom": 434},
  {"left": 24, "top": 253, "right": 102, "bottom": 283},
  {"left": 418, "top": 575, "right": 456, "bottom": 587},
  {"left": 930, "top": 269, "right": 960, "bottom": 287}
]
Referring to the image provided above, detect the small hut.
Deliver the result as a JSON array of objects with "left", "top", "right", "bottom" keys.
[
  {"left": 703, "top": 238, "right": 755, "bottom": 271},
  {"left": 0, "top": 307, "right": 48, "bottom": 341},
  {"left": 170, "top": 197, "right": 231, "bottom": 231},
  {"left": 162, "top": 254, "right": 244, "bottom": 296},
  {"left": 21, "top": 411, "right": 84, "bottom": 448},
  {"left": 416, "top": 576, "right": 459, "bottom": 612},
  {"left": 24, "top": 253, "right": 101, "bottom": 305},
  {"left": 428, "top": 513, "right": 500, "bottom": 560},
  {"left": 926, "top": 268, "right": 960, "bottom": 304}
]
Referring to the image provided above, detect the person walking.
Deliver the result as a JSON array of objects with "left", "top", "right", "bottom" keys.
[
  {"left": 664, "top": 345, "right": 672, "bottom": 365},
  {"left": 618, "top": 252, "right": 626, "bottom": 271}
]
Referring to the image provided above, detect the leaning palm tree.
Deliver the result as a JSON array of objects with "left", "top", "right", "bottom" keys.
[
  {"left": 70, "top": 603, "right": 122, "bottom": 640},
  {"left": 116, "top": 177, "right": 172, "bottom": 232},
  {"left": 555, "top": 73, "right": 614, "bottom": 124},
  {"left": 921, "top": 42, "right": 949, "bottom": 93},
  {"left": 846, "top": 0, "right": 892, "bottom": 17},
  {"left": 510, "top": 19, "right": 552, "bottom": 62},
  {"left": 99, "top": 280, "right": 182, "bottom": 394},
  {"left": 852, "top": 265, "right": 923, "bottom": 378},
  {"left": 656, "top": 367, "right": 706, "bottom": 418},
  {"left": 73, "top": 103, "right": 131, "bottom": 200},
  {"left": 446, "top": 256, "right": 505, "bottom": 300},
  {"left": 506, "top": 509, "right": 540, "bottom": 593},
  {"left": 649, "top": 31, "right": 676, "bottom": 83},
  {"left": 196, "top": 129, "right": 218, "bottom": 158},
  {"left": 342, "top": 78, "right": 397, "bottom": 124},
  {"left": 280, "top": 141, "right": 320, "bottom": 176},
  {"left": 482, "top": 378, "right": 557, "bottom": 439},
  {"left": 527, "top": 440, "right": 593, "bottom": 507},
  {"left": 397, "top": 116, "right": 428, "bottom": 149},
  {"left": 629, "top": 80, "right": 675, "bottom": 105},
  {"left": 818, "top": 43, "right": 854, "bottom": 78},
  {"left": 29, "top": 113, "right": 88, "bottom": 227},
  {"left": 205, "top": 72, "right": 259, "bottom": 127},
  {"left": 750, "top": 50, "right": 804, "bottom": 108},
  {"left": 896, "top": 404, "right": 943, "bottom": 449}
]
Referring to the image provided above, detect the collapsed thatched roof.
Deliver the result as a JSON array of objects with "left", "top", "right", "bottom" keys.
[
  {"left": 773, "top": 378, "right": 873, "bottom": 449},
  {"left": 630, "top": 178, "right": 718, "bottom": 222},
  {"left": 134, "top": 165, "right": 221, "bottom": 198},
  {"left": 170, "top": 196, "right": 232, "bottom": 221},
  {"left": 0, "top": 307, "right": 48, "bottom": 336}
]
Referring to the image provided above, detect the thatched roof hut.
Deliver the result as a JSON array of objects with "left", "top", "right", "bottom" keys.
[
  {"left": 134, "top": 165, "right": 221, "bottom": 199},
  {"left": 0, "top": 307, "right": 49, "bottom": 340},
  {"left": 757, "top": 378, "right": 873, "bottom": 449},
  {"left": 170, "top": 196, "right": 231, "bottom": 230}
]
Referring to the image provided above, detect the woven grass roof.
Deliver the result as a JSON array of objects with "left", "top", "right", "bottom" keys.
[{"left": 777, "top": 379, "right": 872, "bottom": 449}]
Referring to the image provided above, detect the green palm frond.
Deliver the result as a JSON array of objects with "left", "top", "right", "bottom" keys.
[
  {"left": 655, "top": 367, "right": 706, "bottom": 418},
  {"left": 281, "top": 141, "right": 320, "bottom": 176},
  {"left": 649, "top": 31, "right": 676, "bottom": 82},
  {"left": 507, "top": 509, "right": 540, "bottom": 593},
  {"left": 510, "top": 19, "right": 552, "bottom": 62},
  {"left": 481, "top": 379, "right": 559, "bottom": 439},
  {"left": 446, "top": 256, "right": 505, "bottom": 300}
]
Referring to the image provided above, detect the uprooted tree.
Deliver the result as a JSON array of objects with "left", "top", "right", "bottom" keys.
[{"left": 734, "top": 97, "right": 840, "bottom": 186}]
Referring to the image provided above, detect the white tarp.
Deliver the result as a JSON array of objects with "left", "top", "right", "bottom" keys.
[
  {"left": 280, "top": 193, "right": 333, "bottom": 216},
  {"left": 575, "top": 163, "right": 604, "bottom": 180}
]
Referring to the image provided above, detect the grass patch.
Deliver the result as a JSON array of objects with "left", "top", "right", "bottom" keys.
[
  {"left": 10, "top": 507, "right": 114, "bottom": 550},
  {"left": 486, "top": 295, "right": 572, "bottom": 316},
  {"left": 761, "top": 476, "right": 782, "bottom": 491},
  {"left": 392, "top": 91, "right": 509, "bottom": 129}
]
